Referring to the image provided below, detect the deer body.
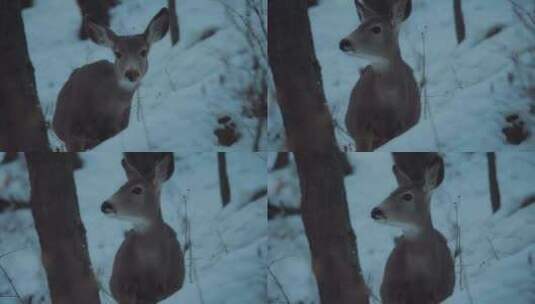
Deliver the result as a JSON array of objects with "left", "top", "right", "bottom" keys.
[
  {"left": 346, "top": 61, "right": 420, "bottom": 150},
  {"left": 341, "top": 0, "right": 420, "bottom": 151},
  {"left": 53, "top": 9, "right": 170, "bottom": 151},
  {"left": 53, "top": 60, "right": 135, "bottom": 151},
  {"left": 381, "top": 227, "right": 454, "bottom": 303},
  {"left": 110, "top": 222, "right": 184, "bottom": 304},
  {"left": 102, "top": 155, "right": 184, "bottom": 304},
  {"left": 371, "top": 154, "right": 455, "bottom": 303}
]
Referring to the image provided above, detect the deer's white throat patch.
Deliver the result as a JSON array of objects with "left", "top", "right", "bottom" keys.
[{"left": 118, "top": 78, "right": 140, "bottom": 91}]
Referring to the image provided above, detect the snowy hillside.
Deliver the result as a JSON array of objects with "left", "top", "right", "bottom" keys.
[
  {"left": 268, "top": 0, "right": 535, "bottom": 151},
  {"left": 268, "top": 152, "right": 535, "bottom": 304},
  {"left": 22, "top": 0, "right": 266, "bottom": 151},
  {"left": 0, "top": 152, "right": 267, "bottom": 303}
]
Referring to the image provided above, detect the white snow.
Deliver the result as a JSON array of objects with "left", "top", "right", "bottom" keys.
[
  {"left": 268, "top": 152, "right": 535, "bottom": 304},
  {"left": 22, "top": 0, "right": 266, "bottom": 151},
  {"left": 0, "top": 152, "right": 267, "bottom": 304},
  {"left": 268, "top": 0, "right": 535, "bottom": 151}
]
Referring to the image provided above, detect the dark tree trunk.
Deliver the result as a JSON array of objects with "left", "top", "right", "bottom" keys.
[
  {"left": 76, "top": 0, "right": 110, "bottom": 40},
  {"left": 293, "top": 152, "right": 369, "bottom": 304},
  {"left": 453, "top": 0, "right": 466, "bottom": 43},
  {"left": 25, "top": 153, "right": 100, "bottom": 304},
  {"left": 1, "top": 152, "right": 19, "bottom": 164},
  {"left": 0, "top": 0, "right": 50, "bottom": 151},
  {"left": 123, "top": 152, "right": 175, "bottom": 181},
  {"left": 168, "top": 0, "right": 180, "bottom": 45},
  {"left": 271, "top": 152, "right": 289, "bottom": 171},
  {"left": 268, "top": 1, "right": 369, "bottom": 302},
  {"left": 487, "top": 152, "right": 501, "bottom": 213},
  {"left": 20, "top": 0, "right": 33, "bottom": 9},
  {"left": 217, "top": 152, "right": 231, "bottom": 207}
]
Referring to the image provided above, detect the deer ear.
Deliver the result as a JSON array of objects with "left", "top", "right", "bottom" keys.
[
  {"left": 355, "top": 0, "right": 377, "bottom": 21},
  {"left": 86, "top": 18, "right": 116, "bottom": 48},
  {"left": 122, "top": 158, "right": 142, "bottom": 181},
  {"left": 424, "top": 160, "right": 442, "bottom": 192},
  {"left": 144, "top": 8, "right": 170, "bottom": 44},
  {"left": 153, "top": 155, "right": 172, "bottom": 186},
  {"left": 393, "top": 165, "right": 412, "bottom": 186},
  {"left": 391, "top": 0, "right": 409, "bottom": 30}
]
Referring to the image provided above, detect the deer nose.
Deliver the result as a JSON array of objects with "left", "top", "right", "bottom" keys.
[
  {"left": 371, "top": 207, "right": 386, "bottom": 220},
  {"left": 339, "top": 39, "right": 352, "bottom": 51},
  {"left": 101, "top": 201, "right": 115, "bottom": 214},
  {"left": 124, "top": 70, "right": 140, "bottom": 82}
]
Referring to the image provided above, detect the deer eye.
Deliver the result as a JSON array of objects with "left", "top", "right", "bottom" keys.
[
  {"left": 140, "top": 49, "right": 148, "bottom": 57},
  {"left": 370, "top": 26, "right": 382, "bottom": 34},
  {"left": 401, "top": 193, "right": 413, "bottom": 201},
  {"left": 131, "top": 186, "right": 143, "bottom": 195},
  {"left": 114, "top": 51, "right": 122, "bottom": 58}
]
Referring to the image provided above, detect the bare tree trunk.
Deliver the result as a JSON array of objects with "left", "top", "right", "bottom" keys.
[
  {"left": 487, "top": 152, "right": 501, "bottom": 213},
  {"left": 25, "top": 153, "right": 100, "bottom": 304},
  {"left": 217, "top": 152, "right": 231, "bottom": 207},
  {"left": 76, "top": 0, "right": 110, "bottom": 40},
  {"left": 0, "top": 0, "right": 50, "bottom": 151},
  {"left": 453, "top": 0, "right": 466, "bottom": 43},
  {"left": 168, "top": 0, "right": 180, "bottom": 45},
  {"left": 269, "top": 1, "right": 369, "bottom": 302},
  {"left": 271, "top": 152, "right": 289, "bottom": 171},
  {"left": 20, "top": 0, "right": 33, "bottom": 9}
]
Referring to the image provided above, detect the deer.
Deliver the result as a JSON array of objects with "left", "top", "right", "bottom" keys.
[
  {"left": 53, "top": 8, "right": 170, "bottom": 151},
  {"left": 340, "top": 0, "right": 420, "bottom": 151},
  {"left": 370, "top": 154, "right": 454, "bottom": 304},
  {"left": 101, "top": 155, "right": 184, "bottom": 304}
]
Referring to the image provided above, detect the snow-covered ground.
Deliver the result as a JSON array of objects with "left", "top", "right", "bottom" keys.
[
  {"left": 268, "top": 152, "right": 535, "bottom": 303},
  {"left": 23, "top": 0, "right": 266, "bottom": 151},
  {"left": 268, "top": 0, "right": 535, "bottom": 151},
  {"left": 0, "top": 152, "right": 267, "bottom": 303}
]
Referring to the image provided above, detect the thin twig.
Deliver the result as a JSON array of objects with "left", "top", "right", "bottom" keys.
[
  {"left": 267, "top": 266, "right": 290, "bottom": 304},
  {"left": 0, "top": 262, "right": 23, "bottom": 303}
]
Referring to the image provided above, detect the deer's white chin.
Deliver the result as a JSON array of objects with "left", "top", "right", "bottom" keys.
[{"left": 118, "top": 78, "right": 140, "bottom": 91}]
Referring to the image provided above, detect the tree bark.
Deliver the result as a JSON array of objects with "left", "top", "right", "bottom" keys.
[
  {"left": 168, "top": 0, "right": 180, "bottom": 45},
  {"left": 271, "top": 152, "right": 289, "bottom": 171},
  {"left": 453, "top": 0, "right": 466, "bottom": 43},
  {"left": 268, "top": 1, "right": 369, "bottom": 302},
  {"left": 76, "top": 0, "right": 110, "bottom": 40},
  {"left": 487, "top": 152, "right": 501, "bottom": 213},
  {"left": 25, "top": 153, "right": 100, "bottom": 304},
  {"left": 217, "top": 152, "right": 231, "bottom": 207},
  {"left": 0, "top": 0, "right": 50, "bottom": 151}
]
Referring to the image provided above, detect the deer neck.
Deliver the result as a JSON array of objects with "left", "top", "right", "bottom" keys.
[
  {"left": 132, "top": 216, "right": 165, "bottom": 235},
  {"left": 132, "top": 193, "right": 165, "bottom": 235},
  {"left": 402, "top": 198, "right": 434, "bottom": 241},
  {"left": 370, "top": 48, "right": 403, "bottom": 77}
]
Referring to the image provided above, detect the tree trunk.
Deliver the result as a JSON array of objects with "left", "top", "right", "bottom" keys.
[
  {"left": 76, "top": 0, "right": 110, "bottom": 40},
  {"left": 0, "top": 0, "right": 50, "bottom": 151},
  {"left": 168, "top": 0, "right": 180, "bottom": 45},
  {"left": 268, "top": 1, "right": 369, "bottom": 302},
  {"left": 453, "top": 0, "right": 466, "bottom": 43},
  {"left": 20, "top": 0, "right": 33, "bottom": 9},
  {"left": 293, "top": 152, "right": 369, "bottom": 304},
  {"left": 487, "top": 152, "right": 501, "bottom": 213},
  {"left": 217, "top": 152, "right": 231, "bottom": 207},
  {"left": 25, "top": 153, "right": 100, "bottom": 304},
  {"left": 271, "top": 152, "right": 289, "bottom": 171}
]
